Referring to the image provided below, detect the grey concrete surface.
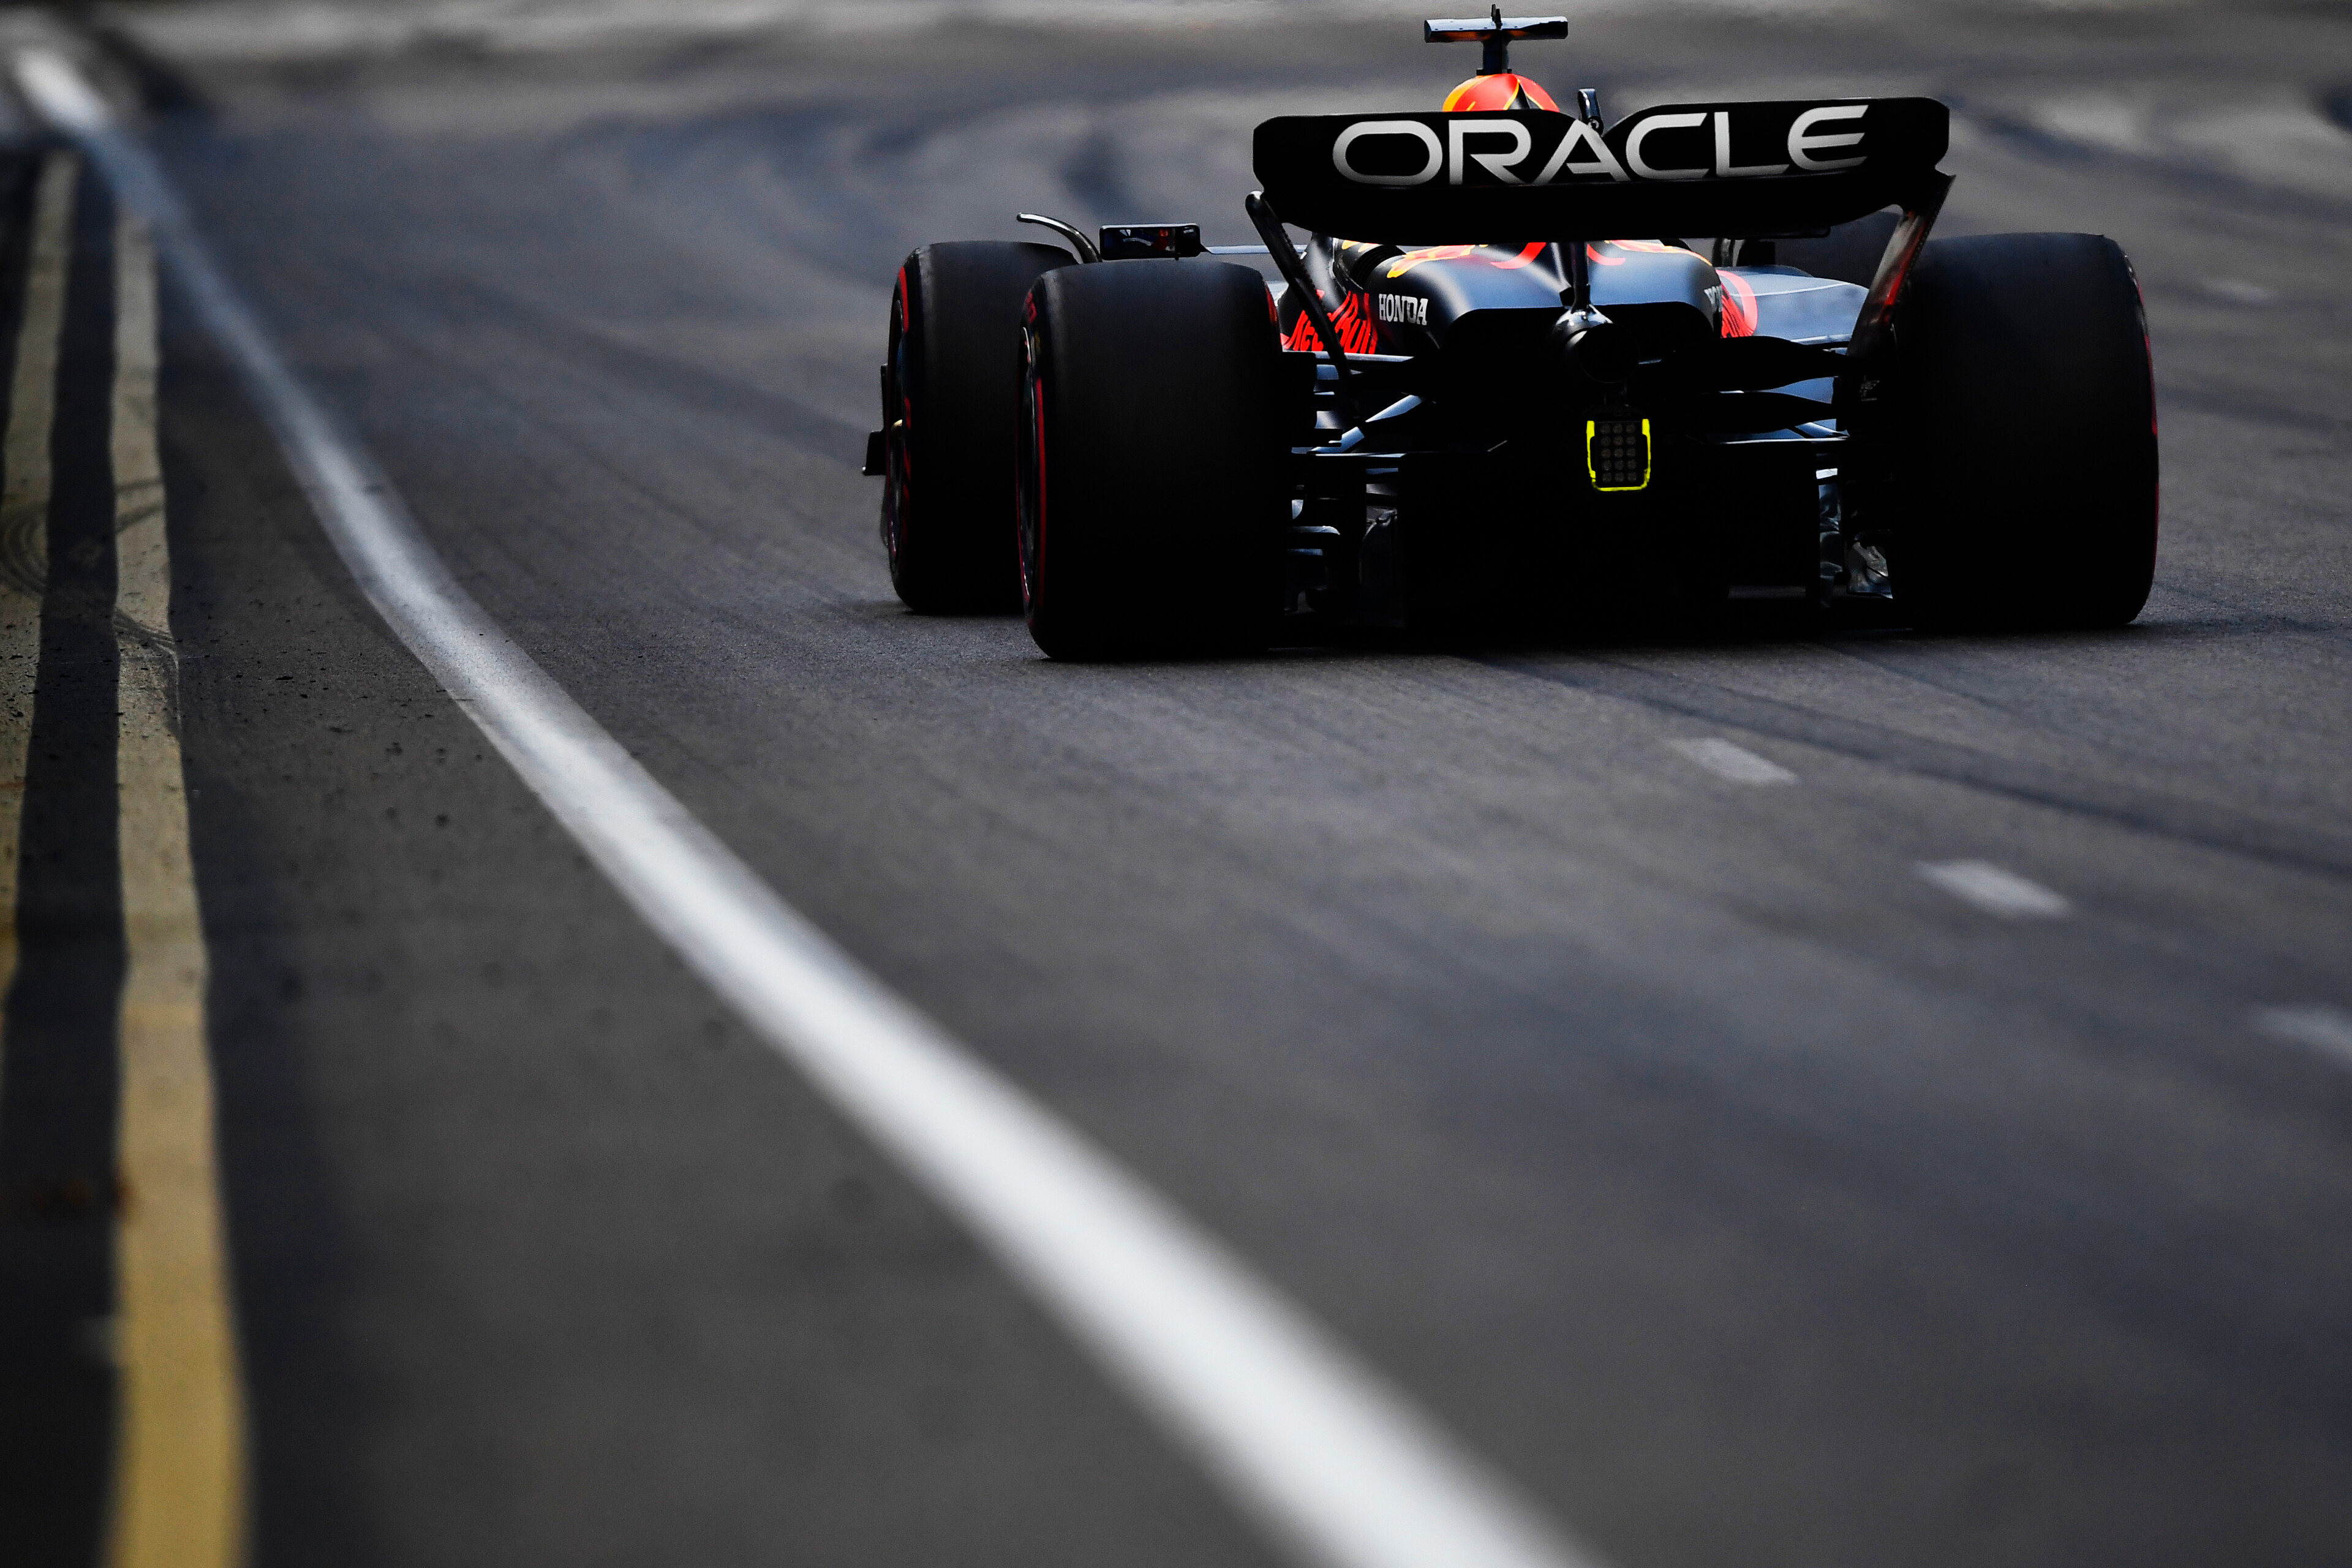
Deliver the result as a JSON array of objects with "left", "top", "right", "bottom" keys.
[{"left": 39, "top": 2, "right": 2352, "bottom": 1565}]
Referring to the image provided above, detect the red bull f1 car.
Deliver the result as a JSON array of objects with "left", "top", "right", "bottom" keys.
[{"left": 867, "top": 10, "right": 2159, "bottom": 660}]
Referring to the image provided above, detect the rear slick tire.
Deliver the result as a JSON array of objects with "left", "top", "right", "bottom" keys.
[
  {"left": 1891, "top": 232, "right": 2159, "bottom": 630},
  {"left": 881, "top": 241, "right": 1074, "bottom": 613},
  {"left": 1017, "top": 260, "right": 1288, "bottom": 660}
]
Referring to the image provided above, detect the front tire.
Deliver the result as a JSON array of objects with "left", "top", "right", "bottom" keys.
[
  {"left": 881, "top": 241, "right": 1074, "bottom": 612},
  {"left": 1017, "top": 260, "right": 1289, "bottom": 660},
  {"left": 1891, "top": 232, "right": 2158, "bottom": 629}
]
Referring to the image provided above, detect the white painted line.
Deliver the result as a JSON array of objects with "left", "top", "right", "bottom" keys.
[
  {"left": 1915, "top": 860, "right": 2071, "bottom": 919},
  {"left": 1665, "top": 737, "right": 1796, "bottom": 786},
  {"left": 2252, "top": 1006, "right": 2352, "bottom": 1069},
  {"left": 15, "top": 48, "right": 1605, "bottom": 1568},
  {"left": 2206, "top": 277, "right": 2277, "bottom": 306}
]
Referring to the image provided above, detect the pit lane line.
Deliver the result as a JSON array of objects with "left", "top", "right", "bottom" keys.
[
  {"left": 1662, "top": 741, "right": 2073, "bottom": 918},
  {"left": 0, "top": 141, "right": 243, "bottom": 1568},
  {"left": 1914, "top": 862, "right": 2072, "bottom": 918},
  {"left": 1658, "top": 740, "right": 2076, "bottom": 919},
  {"left": 1664, "top": 737, "right": 1797, "bottom": 785},
  {"left": 1668, "top": 740, "right": 2352, "bottom": 1066},
  {"left": 108, "top": 205, "right": 245, "bottom": 1568},
  {"left": 0, "top": 147, "right": 75, "bottom": 1008},
  {"left": 13, "top": 48, "right": 1605, "bottom": 1568},
  {"left": 2254, "top": 1006, "right": 2352, "bottom": 1071}
]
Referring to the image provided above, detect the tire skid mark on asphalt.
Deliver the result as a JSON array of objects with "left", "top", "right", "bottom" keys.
[
  {"left": 105, "top": 208, "right": 246, "bottom": 1568},
  {"left": 241, "top": 254, "right": 866, "bottom": 467},
  {"left": 17, "top": 47, "right": 1606, "bottom": 1568},
  {"left": 1482, "top": 654, "right": 2352, "bottom": 883},
  {"left": 1962, "top": 104, "right": 2352, "bottom": 231}
]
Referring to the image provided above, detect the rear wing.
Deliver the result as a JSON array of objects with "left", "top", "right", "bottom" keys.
[{"left": 1252, "top": 97, "right": 1948, "bottom": 239}]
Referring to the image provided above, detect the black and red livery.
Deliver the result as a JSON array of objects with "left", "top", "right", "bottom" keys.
[{"left": 870, "top": 10, "right": 2158, "bottom": 658}]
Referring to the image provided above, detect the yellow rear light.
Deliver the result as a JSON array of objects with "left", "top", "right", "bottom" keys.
[{"left": 1586, "top": 415, "right": 1651, "bottom": 492}]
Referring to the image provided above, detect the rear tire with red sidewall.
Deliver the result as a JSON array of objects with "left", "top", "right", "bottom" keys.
[
  {"left": 1017, "top": 260, "right": 1287, "bottom": 660},
  {"left": 1891, "top": 232, "right": 2158, "bottom": 629},
  {"left": 881, "top": 241, "right": 1074, "bottom": 612}
]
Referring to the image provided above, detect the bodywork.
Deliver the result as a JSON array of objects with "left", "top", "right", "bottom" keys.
[
  {"left": 1244, "top": 97, "right": 1953, "bottom": 627},
  {"left": 1271, "top": 236, "right": 1874, "bottom": 624}
]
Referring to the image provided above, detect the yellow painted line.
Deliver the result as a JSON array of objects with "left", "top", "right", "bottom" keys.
[
  {"left": 105, "top": 209, "right": 247, "bottom": 1568},
  {"left": 0, "top": 148, "right": 77, "bottom": 1012}
]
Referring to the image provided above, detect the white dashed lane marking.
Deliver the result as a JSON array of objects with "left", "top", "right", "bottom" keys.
[
  {"left": 1666, "top": 737, "right": 1796, "bottom": 785},
  {"left": 2253, "top": 1006, "right": 2352, "bottom": 1068},
  {"left": 1915, "top": 861, "right": 2073, "bottom": 919}
]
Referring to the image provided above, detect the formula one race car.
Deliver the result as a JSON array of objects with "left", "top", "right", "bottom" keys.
[{"left": 867, "top": 10, "right": 2158, "bottom": 659}]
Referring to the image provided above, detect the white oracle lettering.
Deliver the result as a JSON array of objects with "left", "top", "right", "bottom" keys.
[
  {"left": 1446, "top": 118, "right": 1533, "bottom": 186},
  {"left": 1787, "top": 104, "right": 1868, "bottom": 172},
  {"left": 1333, "top": 120, "right": 1444, "bottom": 186},
  {"left": 1623, "top": 111, "right": 1710, "bottom": 181},
  {"left": 1713, "top": 110, "right": 1790, "bottom": 178},
  {"left": 1376, "top": 293, "right": 1429, "bottom": 326},
  {"left": 1529, "top": 118, "right": 1628, "bottom": 184}
]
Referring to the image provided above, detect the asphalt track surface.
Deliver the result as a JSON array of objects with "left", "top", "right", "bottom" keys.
[{"left": 3, "top": 3, "right": 2351, "bottom": 1566}]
